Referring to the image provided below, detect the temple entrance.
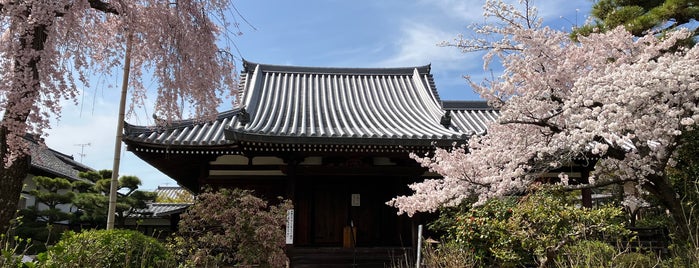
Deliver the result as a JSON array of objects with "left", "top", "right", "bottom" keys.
[
  {"left": 311, "top": 182, "right": 348, "bottom": 245},
  {"left": 303, "top": 176, "right": 412, "bottom": 247}
]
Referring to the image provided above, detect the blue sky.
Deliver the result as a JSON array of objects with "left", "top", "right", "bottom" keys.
[{"left": 44, "top": 0, "right": 593, "bottom": 190}]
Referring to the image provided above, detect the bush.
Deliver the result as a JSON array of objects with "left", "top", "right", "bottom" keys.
[
  {"left": 168, "top": 188, "right": 292, "bottom": 267},
  {"left": 555, "top": 240, "right": 615, "bottom": 267},
  {"left": 430, "top": 188, "right": 629, "bottom": 267},
  {"left": 422, "top": 241, "right": 478, "bottom": 268},
  {"left": 612, "top": 252, "right": 657, "bottom": 268},
  {"left": 1, "top": 234, "right": 32, "bottom": 268},
  {"left": 429, "top": 196, "right": 522, "bottom": 266},
  {"left": 39, "top": 229, "right": 174, "bottom": 268}
]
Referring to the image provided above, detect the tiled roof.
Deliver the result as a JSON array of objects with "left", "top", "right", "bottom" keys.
[
  {"left": 443, "top": 101, "right": 499, "bottom": 135},
  {"left": 123, "top": 61, "right": 499, "bottom": 148},
  {"left": 124, "top": 109, "right": 239, "bottom": 147},
  {"left": 27, "top": 136, "right": 93, "bottom": 181},
  {"left": 130, "top": 187, "right": 193, "bottom": 218},
  {"left": 132, "top": 203, "right": 191, "bottom": 217},
  {"left": 155, "top": 186, "right": 194, "bottom": 202}
]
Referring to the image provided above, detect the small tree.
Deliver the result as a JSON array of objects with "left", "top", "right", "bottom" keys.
[
  {"left": 72, "top": 170, "right": 155, "bottom": 228},
  {"left": 15, "top": 176, "right": 75, "bottom": 252},
  {"left": 23, "top": 176, "right": 75, "bottom": 224},
  {"left": 169, "top": 188, "right": 292, "bottom": 267}
]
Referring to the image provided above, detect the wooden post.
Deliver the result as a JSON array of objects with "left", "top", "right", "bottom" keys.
[
  {"left": 581, "top": 168, "right": 592, "bottom": 208},
  {"left": 107, "top": 33, "right": 132, "bottom": 230}
]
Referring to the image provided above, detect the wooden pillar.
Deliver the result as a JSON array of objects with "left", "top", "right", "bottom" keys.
[{"left": 581, "top": 168, "right": 592, "bottom": 208}]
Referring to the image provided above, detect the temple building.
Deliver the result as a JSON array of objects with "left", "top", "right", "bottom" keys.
[{"left": 122, "top": 60, "right": 499, "bottom": 266}]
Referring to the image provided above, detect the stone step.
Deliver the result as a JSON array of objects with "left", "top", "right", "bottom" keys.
[{"left": 288, "top": 247, "right": 413, "bottom": 268}]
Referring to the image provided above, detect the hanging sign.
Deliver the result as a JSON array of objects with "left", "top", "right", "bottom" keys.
[{"left": 285, "top": 209, "right": 294, "bottom": 244}]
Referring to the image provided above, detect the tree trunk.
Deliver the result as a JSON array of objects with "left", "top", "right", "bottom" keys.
[
  {"left": 0, "top": 18, "right": 49, "bottom": 233},
  {"left": 0, "top": 139, "right": 30, "bottom": 235},
  {"left": 644, "top": 174, "right": 690, "bottom": 239}
]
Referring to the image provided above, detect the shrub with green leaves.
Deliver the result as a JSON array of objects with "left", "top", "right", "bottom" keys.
[
  {"left": 612, "top": 252, "right": 657, "bottom": 268},
  {"left": 430, "top": 187, "right": 629, "bottom": 267},
  {"left": 422, "top": 241, "right": 478, "bottom": 268},
  {"left": 555, "top": 240, "right": 616, "bottom": 267},
  {"left": 429, "top": 196, "right": 520, "bottom": 266},
  {"left": 1, "top": 234, "right": 32, "bottom": 268},
  {"left": 39, "top": 229, "right": 174, "bottom": 268}
]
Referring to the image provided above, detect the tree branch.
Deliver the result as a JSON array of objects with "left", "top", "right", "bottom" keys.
[
  {"left": 561, "top": 177, "right": 632, "bottom": 191},
  {"left": 88, "top": 0, "right": 119, "bottom": 15}
]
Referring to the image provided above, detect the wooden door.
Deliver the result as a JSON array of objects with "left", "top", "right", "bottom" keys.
[{"left": 311, "top": 182, "right": 348, "bottom": 245}]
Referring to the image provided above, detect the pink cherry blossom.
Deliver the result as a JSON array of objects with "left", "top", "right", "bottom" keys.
[
  {"left": 0, "top": 0, "right": 238, "bottom": 233},
  {"left": 0, "top": 0, "right": 238, "bottom": 165},
  {"left": 389, "top": 0, "right": 699, "bottom": 225}
]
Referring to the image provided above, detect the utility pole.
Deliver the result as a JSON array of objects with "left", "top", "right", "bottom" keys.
[{"left": 107, "top": 32, "right": 132, "bottom": 230}]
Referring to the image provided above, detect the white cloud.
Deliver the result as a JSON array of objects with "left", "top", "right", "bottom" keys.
[
  {"left": 378, "top": 22, "right": 481, "bottom": 69},
  {"left": 44, "top": 88, "right": 175, "bottom": 191},
  {"left": 420, "top": 0, "right": 488, "bottom": 22}
]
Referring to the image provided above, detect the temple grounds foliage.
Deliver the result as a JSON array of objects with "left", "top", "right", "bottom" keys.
[
  {"left": 168, "top": 188, "right": 293, "bottom": 267},
  {"left": 13, "top": 170, "right": 154, "bottom": 254},
  {"left": 419, "top": 187, "right": 699, "bottom": 267},
  {"left": 424, "top": 188, "right": 634, "bottom": 267},
  {"left": 428, "top": 188, "right": 629, "bottom": 267},
  {"left": 0, "top": 0, "right": 240, "bottom": 235},
  {"left": 387, "top": 1, "right": 699, "bottom": 266},
  {"left": 37, "top": 229, "right": 174, "bottom": 268},
  {"left": 2, "top": 188, "right": 291, "bottom": 268},
  {"left": 71, "top": 170, "right": 156, "bottom": 228}
]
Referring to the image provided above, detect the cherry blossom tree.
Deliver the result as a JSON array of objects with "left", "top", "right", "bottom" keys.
[
  {"left": 388, "top": 0, "right": 699, "bottom": 238},
  {"left": 0, "top": 0, "right": 238, "bottom": 233}
]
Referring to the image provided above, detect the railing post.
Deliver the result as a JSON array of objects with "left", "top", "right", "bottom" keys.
[{"left": 415, "top": 224, "right": 423, "bottom": 268}]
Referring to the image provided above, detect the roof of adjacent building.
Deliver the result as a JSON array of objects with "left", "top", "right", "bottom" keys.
[
  {"left": 123, "top": 61, "right": 499, "bottom": 148},
  {"left": 27, "top": 136, "right": 93, "bottom": 181},
  {"left": 155, "top": 186, "right": 194, "bottom": 202},
  {"left": 132, "top": 203, "right": 191, "bottom": 218},
  {"left": 130, "top": 186, "right": 193, "bottom": 218}
]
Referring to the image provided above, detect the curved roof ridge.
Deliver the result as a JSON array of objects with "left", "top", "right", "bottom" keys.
[
  {"left": 243, "top": 59, "right": 431, "bottom": 75},
  {"left": 124, "top": 108, "right": 243, "bottom": 134},
  {"left": 442, "top": 100, "right": 496, "bottom": 110}
]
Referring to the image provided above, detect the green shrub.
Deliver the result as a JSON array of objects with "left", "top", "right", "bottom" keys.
[
  {"left": 1, "top": 234, "right": 32, "bottom": 268},
  {"left": 612, "top": 252, "right": 656, "bottom": 268},
  {"left": 429, "top": 196, "right": 521, "bottom": 266},
  {"left": 39, "top": 229, "right": 174, "bottom": 268},
  {"left": 430, "top": 188, "right": 629, "bottom": 267},
  {"left": 422, "top": 241, "right": 478, "bottom": 268},
  {"left": 555, "top": 240, "right": 615, "bottom": 267}
]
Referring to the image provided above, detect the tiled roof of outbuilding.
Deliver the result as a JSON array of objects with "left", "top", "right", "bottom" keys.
[
  {"left": 155, "top": 186, "right": 194, "bottom": 201},
  {"left": 132, "top": 203, "right": 191, "bottom": 217},
  {"left": 27, "top": 136, "right": 93, "bottom": 181}
]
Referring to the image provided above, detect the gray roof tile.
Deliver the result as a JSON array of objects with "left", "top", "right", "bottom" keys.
[
  {"left": 124, "top": 61, "right": 499, "bottom": 147},
  {"left": 27, "top": 136, "right": 93, "bottom": 181},
  {"left": 132, "top": 203, "right": 191, "bottom": 217}
]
